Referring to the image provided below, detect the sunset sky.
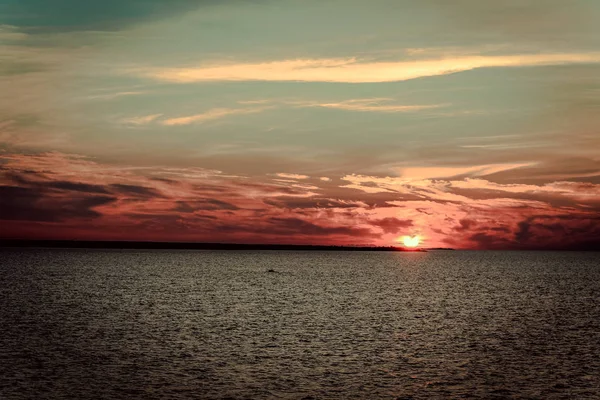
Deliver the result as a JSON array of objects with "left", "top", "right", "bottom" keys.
[{"left": 1, "top": 0, "right": 600, "bottom": 249}]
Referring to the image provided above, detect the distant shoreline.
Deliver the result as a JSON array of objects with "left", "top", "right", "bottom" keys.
[{"left": 0, "top": 239, "right": 437, "bottom": 252}]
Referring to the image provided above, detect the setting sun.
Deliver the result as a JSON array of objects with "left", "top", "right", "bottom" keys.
[{"left": 401, "top": 236, "right": 421, "bottom": 248}]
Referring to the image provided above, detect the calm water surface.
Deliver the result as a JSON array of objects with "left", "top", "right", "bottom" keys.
[{"left": 1, "top": 249, "right": 599, "bottom": 399}]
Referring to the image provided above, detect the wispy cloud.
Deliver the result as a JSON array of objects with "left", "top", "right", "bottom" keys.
[
  {"left": 122, "top": 114, "right": 163, "bottom": 125},
  {"left": 276, "top": 173, "right": 310, "bottom": 180},
  {"left": 139, "top": 53, "right": 600, "bottom": 84},
  {"left": 86, "top": 91, "right": 146, "bottom": 101},
  {"left": 397, "top": 162, "right": 535, "bottom": 180},
  {"left": 161, "top": 107, "right": 269, "bottom": 126},
  {"left": 450, "top": 179, "right": 600, "bottom": 201},
  {"left": 299, "top": 98, "right": 447, "bottom": 112},
  {"left": 237, "top": 99, "right": 273, "bottom": 105},
  {"left": 340, "top": 172, "right": 600, "bottom": 207}
]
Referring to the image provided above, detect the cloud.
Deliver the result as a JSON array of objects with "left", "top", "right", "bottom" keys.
[
  {"left": 511, "top": 215, "right": 600, "bottom": 250},
  {"left": 46, "top": 181, "right": 110, "bottom": 194},
  {"left": 266, "top": 217, "right": 375, "bottom": 238},
  {"left": 263, "top": 197, "right": 370, "bottom": 210},
  {"left": 370, "top": 217, "right": 413, "bottom": 234},
  {"left": 0, "top": 152, "right": 383, "bottom": 244},
  {"left": 0, "top": 185, "right": 116, "bottom": 222},
  {"left": 161, "top": 107, "right": 269, "bottom": 126},
  {"left": 175, "top": 199, "right": 239, "bottom": 212},
  {"left": 341, "top": 173, "right": 600, "bottom": 208},
  {"left": 86, "top": 91, "right": 146, "bottom": 101},
  {"left": 450, "top": 179, "right": 600, "bottom": 201},
  {"left": 122, "top": 114, "right": 163, "bottom": 125},
  {"left": 2, "top": 151, "right": 599, "bottom": 249},
  {"left": 299, "top": 98, "right": 447, "bottom": 113},
  {"left": 144, "top": 98, "right": 443, "bottom": 130},
  {"left": 398, "top": 162, "right": 535, "bottom": 180},
  {"left": 140, "top": 53, "right": 600, "bottom": 84},
  {"left": 109, "top": 183, "right": 162, "bottom": 198},
  {"left": 340, "top": 183, "right": 394, "bottom": 194},
  {"left": 275, "top": 173, "right": 309, "bottom": 180}
]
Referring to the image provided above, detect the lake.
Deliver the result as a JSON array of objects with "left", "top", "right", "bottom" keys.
[{"left": 1, "top": 249, "right": 599, "bottom": 399}]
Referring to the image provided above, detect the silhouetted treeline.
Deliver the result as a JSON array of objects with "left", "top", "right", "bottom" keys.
[{"left": 0, "top": 240, "right": 427, "bottom": 252}]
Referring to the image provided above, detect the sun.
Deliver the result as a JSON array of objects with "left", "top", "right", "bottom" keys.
[{"left": 401, "top": 235, "right": 420, "bottom": 248}]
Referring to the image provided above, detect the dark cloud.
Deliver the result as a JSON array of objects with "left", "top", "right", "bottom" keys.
[
  {"left": 175, "top": 199, "right": 239, "bottom": 212},
  {"left": 238, "top": 181, "right": 310, "bottom": 196},
  {"left": 266, "top": 217, "right": 375, "bottom": 238},
  {"left": 370, "top": 217, "right": 413, "bottom": 234},
  {"left": 468, "top": 232, "right": 514, "bottom": 250},
  {"left": 515, "top": 219, "right": 533, "bottom": 244},
  {"left": 8, "top": 171, "right": 161, "bottom": 197},
  {"left": 0, "top": 0, "right": 228, "bottom": 32},
  {"left": 416, "top": 208, "right": 434, "bottom": 215},
  {"left": 48, "top": 181, "right": 110, "bottom": 194},
  {"left": 461, "top": 214, "right": 600, "bottom": 250},
  {"left": 0, "top": 186, "right": 41, "bottom": 218},
  {"left": 150, "top": 177, "right": 177, "bottom": 184},
  {"left": 0, "top": 185, "right": 115, "bottom": 222},
  {"left": 0, "top": 171, "right": 159, "bottom": 224},
  {"left": 514, "top": 215, "right": 600, "bottom": 250},
  {"left": 109, "top": 183, "right": 162, "bottom": 198},
  {"left": 4, "top": 171, "right": 37, "bottom": 185},
  {"left": 7, "top": 171, "right": 110, "bottom": 194},
  {"left": 263, "top": 197, "right": 368, "bottom": 210},
  {"left": 203, "top": 218, "right": 374, "bottom": 240},
  {"left": 454, "top": 218, "right": 475, "bottom": 232},
  {"left": 191, "top": 183, "right": 233, "bottom": 193}
]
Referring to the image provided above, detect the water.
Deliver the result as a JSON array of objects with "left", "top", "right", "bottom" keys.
[{"left": 1, "top": 249, "right": 599, "bottom": 399}]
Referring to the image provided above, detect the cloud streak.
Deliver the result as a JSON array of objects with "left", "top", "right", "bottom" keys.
[
  {"left": 121, "top": 97, "right": 443, "bottom": 128},
  {"left": 299, "top": 98, "right": 447, "bottom": 113},
  {"left": 161, "top": 107, "right": 270, "bottom": 126},
  {"left": 140, "top": 53, "right": 600, "bottom": 83},
  {"left": 122, "top": 114, "right": 163, "bottom": 125},
  {"left": 276, "top": 173, "right": 310, "bottom": 180},
  {"left": 397, "top": 163, "right": 535, "bottom": 180}
]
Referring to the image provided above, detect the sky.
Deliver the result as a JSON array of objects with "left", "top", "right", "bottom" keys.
[{"left": 1, "top": 0, "right": 600, "bottom": 249}]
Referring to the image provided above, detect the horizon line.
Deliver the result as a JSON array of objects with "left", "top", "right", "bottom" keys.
[{"left": 1, "top": 239, "right": 598, "bottom": 251}]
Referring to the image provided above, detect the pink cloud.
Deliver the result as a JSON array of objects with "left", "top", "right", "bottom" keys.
[{"left": 1, "top": 152, "right": 598, "bottom": 249}]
